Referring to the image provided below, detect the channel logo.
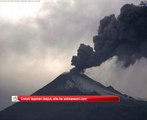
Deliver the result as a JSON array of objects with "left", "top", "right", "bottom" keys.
[{"left": 12, "top": 96, "right": 19, "bottom": 102}]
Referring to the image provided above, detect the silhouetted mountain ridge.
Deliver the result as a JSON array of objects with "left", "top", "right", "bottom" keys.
[{"left": 0, "top": 72, "right": 147, "bottom": 120}]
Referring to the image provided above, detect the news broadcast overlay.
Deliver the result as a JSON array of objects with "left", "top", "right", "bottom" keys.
[{"left": 12, "top": 96, "right": 120, "bottom": 102}]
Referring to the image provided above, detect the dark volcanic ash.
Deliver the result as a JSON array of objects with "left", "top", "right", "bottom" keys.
[{"left": 71, "top": 4, "right": 147, "bottom": 71}]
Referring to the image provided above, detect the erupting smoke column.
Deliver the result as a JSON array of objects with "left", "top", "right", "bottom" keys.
[{"left": 71, "top": 4, "right": 147, "bottom": 71}]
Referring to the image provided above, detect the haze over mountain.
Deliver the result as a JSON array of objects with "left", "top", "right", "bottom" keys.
[
  {"left": 0, "top": 0, "right": 145, "bottom": 111},
  {"left": 0, "top": 3, "right": 147, "bottom": 120}
]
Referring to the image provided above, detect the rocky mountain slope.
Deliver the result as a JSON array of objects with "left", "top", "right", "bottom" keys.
[{"left": 0, "top": 72, "right": 147, "bottom": 120}]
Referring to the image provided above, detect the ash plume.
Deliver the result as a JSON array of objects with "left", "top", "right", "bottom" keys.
[{"left": 71, "top": 4, "right": 147, "bottom": 71}]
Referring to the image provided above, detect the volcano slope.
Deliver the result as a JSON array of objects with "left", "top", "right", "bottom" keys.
[{"left": 0, "top": 72, "right": 147, "bottom": 120}]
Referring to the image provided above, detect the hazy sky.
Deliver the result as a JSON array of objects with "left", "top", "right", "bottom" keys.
[{"left": 0, "top": 0, "right": 140, "bottom": 111}]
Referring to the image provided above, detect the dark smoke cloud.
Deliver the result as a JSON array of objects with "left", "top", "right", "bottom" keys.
[
  {"left": 71, "top": 4, "right": 147, "bottom": 71},
  {"left": 71, "top": 44, "right": 97, "bottom": 70}
]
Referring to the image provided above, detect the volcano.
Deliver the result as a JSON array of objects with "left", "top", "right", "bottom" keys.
[{"left": 0, "top": 72, "right": 147, "bottom": 120}]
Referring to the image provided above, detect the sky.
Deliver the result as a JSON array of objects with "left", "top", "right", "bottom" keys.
[{"left": 0, "top": 0, "right": 142, "bottom": 111}]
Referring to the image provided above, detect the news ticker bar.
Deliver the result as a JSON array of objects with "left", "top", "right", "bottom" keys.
[{"left": 12, "top": 96, "right": 120, "bottom": 102}]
